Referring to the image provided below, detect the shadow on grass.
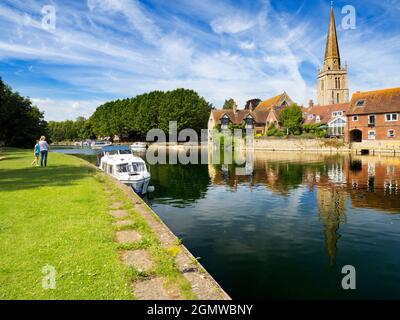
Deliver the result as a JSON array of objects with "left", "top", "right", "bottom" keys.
[{"left": 0, "top": 165, "right": 97, "bottom": 192}]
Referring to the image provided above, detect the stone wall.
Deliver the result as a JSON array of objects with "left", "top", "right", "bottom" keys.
[{"left": 252, "top": 138, "right": 350, "bottom": 152}]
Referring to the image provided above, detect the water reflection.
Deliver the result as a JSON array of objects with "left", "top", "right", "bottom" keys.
[
  {"left": 206, "top": 151, "right": 399, "bottom": 268},
  {"left": 58, "top": 146, "right": 400, "bottom": 298},
  {"left": 206, "top": 150, "right": 400, "bottom": 212}
]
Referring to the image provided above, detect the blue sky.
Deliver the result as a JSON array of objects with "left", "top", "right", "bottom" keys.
[{"left": 0, "top": 0, "right": 399, "bottom": 121}]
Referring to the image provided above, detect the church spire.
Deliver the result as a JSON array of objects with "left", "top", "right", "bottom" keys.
[{"left": 324, "top": 6, "right": 341, "bottom": 70}]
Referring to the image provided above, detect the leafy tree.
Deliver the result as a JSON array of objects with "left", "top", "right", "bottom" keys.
[
  {"left": 279, "top": 104, "right": 304, "bottom": 135},
  {"left": 48, "top": 117, "right": 94, "bottom": 142},
  {"left": 223, "top": 98, "right": 235, "bottom": 110},
  {"left": 89, "top": 89, "right": 211, "bottom": 140},
  {"left": 0, "top": 78, "right": 47, "bottom": 147}
]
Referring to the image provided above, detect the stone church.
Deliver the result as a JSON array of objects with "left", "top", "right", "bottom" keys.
[
  {"left": 209, "top": 6, "right": 400, "bottom": 143},
  {"left": 317, "top": 6, "right": 349, "bottom": 105}
]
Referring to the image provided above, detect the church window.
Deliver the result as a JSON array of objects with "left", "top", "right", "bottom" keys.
[{"left": 337, "top": 93, "right": 340, "bottom": 104}]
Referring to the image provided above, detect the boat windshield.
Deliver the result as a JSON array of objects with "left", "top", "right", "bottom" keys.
[
  {"left": 106, "top": 150, "right": 131, "bottom": 156},
  {"left": 117, "top": 162, "right": 145, "bottom": 173}
]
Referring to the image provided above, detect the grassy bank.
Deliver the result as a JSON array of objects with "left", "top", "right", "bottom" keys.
[{"left": 0, "top": 149, "right": 194, "bottom": 300}]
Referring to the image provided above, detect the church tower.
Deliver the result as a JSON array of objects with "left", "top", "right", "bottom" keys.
[{"left": 317, "top": 6, "right": 349, "bottom": 105}]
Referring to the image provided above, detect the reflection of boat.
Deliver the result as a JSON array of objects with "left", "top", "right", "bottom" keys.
[
  {"left": 91, "top": 141, "right": 112, "bottom": 149},
  {"left": 99, "top": 146, "right": 151, "bottom": 195},
  {"left": 130, "top": 142, "right": 147, "bottom": 152}
]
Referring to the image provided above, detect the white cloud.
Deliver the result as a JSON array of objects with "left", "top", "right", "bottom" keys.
[
  {"left": 211, "top": 15, "right": 257, "bottom": 34},
  {"left": 31, "top": 98, "right": 104, "bottom": 121},
  {"left": 0, "top": 0, "right": 399, "bottom": 121},
  {"left": 238, "top": 41, "right": 255, "bottom": 50}
]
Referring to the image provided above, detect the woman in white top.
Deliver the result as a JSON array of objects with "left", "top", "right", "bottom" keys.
[{"left": 39, "top": 136, "right": 49, "bottom": 167}]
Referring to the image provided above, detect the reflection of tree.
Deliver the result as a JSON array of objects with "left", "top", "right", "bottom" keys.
[
  {"left": 149, "top": 163, "right": 210, "bottom": 207},
  {"left": 317, "top": 187, "right": 347, "bottom": 268},
  {"left": 265, "top": 162, "right": 305, "bottom": 195}
]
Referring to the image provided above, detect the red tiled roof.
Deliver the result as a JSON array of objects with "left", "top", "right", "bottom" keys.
[
  {"left": 347, "top": 88, "right": 400, "bottom": 115},
  {"left": 255, "top": 94, "right": 283, "bottom": 111},
  {"left": 211, "top": 109, "right": 269, "bottom": 125}
]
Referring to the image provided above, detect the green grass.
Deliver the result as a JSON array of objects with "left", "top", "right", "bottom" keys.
[
  {"left": 102, "top": 183, "right": 197, "bottom": 300},
  {"left": 0, "top": 149, "right": 195, "bottom": 300},
  {"left": 0, "top": 149, "right": 133, "bottom": 299}
]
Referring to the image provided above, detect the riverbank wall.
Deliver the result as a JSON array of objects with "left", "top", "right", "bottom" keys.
[
  {"left": 252, "top": 138, "right": 350, "bottom": 153},
  {"left": 82, "top": 158, "right": 230, "bottom": 300},
  {"left": 249, "top": 138, "right": 400, "bottom": 156}
]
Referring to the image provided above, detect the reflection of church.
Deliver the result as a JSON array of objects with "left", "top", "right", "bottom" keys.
[
  {"left": 207, "top": 149, "right": 400, "bottom": 267},
  {"left": 317, "top": 187, "right": 347, "bottom": 267}
]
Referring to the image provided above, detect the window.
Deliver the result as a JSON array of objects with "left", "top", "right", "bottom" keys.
[
  {"left": 368, "top": 115, "right": 376, "bottom": 126},
  {"left": 386, "top": 113, "right": 398, "bottom": 122},
  {"left": 337, "top": 93, "right": 340, "bottom": 104},
  {"left": 388, "top": 130, "right": 395, "bottom": 138},
  {"left": 221, "top": 115, "right": 230, "bottom": 130},
  {"left": 316, "top": 116, "right": 321, "bottom": 123},
  {"left": 368, "top": 131, "right": 376, "bottom": 140},
  {"left": 332, "top": 111, "right": 343, "bottom": 117},
  {"left": 356, "top": 100, "right": 365, "bottom": 107},
  {"left": 352, "top": 116, "right": 359, "bottom": 121},
  {"left": 308, "top": 114, "right": 314, "bottom": 120},
  {"left": 245, "top": 116, "right": 253, "bottom": 129}
]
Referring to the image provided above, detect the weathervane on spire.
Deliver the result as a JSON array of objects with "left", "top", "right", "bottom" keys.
[{"left": 331, "top": 0, "right": 334, "bottom": 7}]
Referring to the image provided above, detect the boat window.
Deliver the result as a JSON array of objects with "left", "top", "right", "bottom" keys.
[
  {"left": 117, "top": 164, "right": 130, "bottom": 173},
  {"left": 132, "top": 163, "right": 145, "bottom": 172}
]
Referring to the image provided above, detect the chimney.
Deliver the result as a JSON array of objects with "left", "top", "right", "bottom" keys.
[
  {"left": 233, "top": 100, "right": 238, "bottom": 114},
  {"left": 308, "top": 99, "right": 314, "bottom": 108}
]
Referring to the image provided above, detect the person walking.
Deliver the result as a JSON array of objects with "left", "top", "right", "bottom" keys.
[
  {"left": 39, "top": 136, "right": 49, "bottom": 167},
  {"left": 31, "top": 140, "right": 40, "bottom": 166}
]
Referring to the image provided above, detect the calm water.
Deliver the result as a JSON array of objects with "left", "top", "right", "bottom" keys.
[{"left": 54, "top": 147, "right": 400, "bottom": 299}]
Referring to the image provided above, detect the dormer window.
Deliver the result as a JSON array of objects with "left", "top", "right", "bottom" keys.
[
  {"left": 308, "top": 114, "right": 314, "bottom": 120},
  {"left": 316, "top": 116, "right": 321, "bottom": 123},
  {"left": 245, "top": 116, "right": 254, "bottom": 129},
  {"left": 332, "top": 111, "right": 343, "bottom": 117},
  {"left": 221, "top": 115, "right": 230, "bottom": 130},
  {"left": 356, "top": 100, "right": 365, "bottom": 107}
]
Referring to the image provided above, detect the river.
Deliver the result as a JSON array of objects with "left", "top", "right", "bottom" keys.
[{"left": 53, "top": 147, "right": 400, "bottom": 299}]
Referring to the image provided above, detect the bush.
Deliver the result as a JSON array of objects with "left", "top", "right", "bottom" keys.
[
  {"left": 266, "top": 124, "right": 284, "bottom": 137},
  {"left": 302, "top": 124, "right": 327, "bottom": 138}
]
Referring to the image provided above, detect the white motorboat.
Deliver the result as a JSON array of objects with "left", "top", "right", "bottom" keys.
[
  {"left": 130, "top": 142, "right": 147, "bottom": 152},
  {"left": 91, "top": 141, "right": 112, "bottom": 149},
  {"left": 98, "top": 146, "right": 151, "bottom": 195}
]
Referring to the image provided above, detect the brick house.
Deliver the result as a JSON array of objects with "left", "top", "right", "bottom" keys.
[
  {"left": 208, "top": 92, "right": 294, "bottom": 138},
  {"left": 345, "top": 88, "right": 400, "bottom": 143}
]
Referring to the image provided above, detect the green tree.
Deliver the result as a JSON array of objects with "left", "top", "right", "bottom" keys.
[
  {"left": 223, "top": 98, "right": 235, "bottom": 110},
  {"left": 279, "top": 104, "right": 304, "bottom": 135},
  {"left": 89, "top": 89, "right": 212, "bottom": 141},
  {"left": 0, "top": 78, "right": 47, "bottom": 147}
]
